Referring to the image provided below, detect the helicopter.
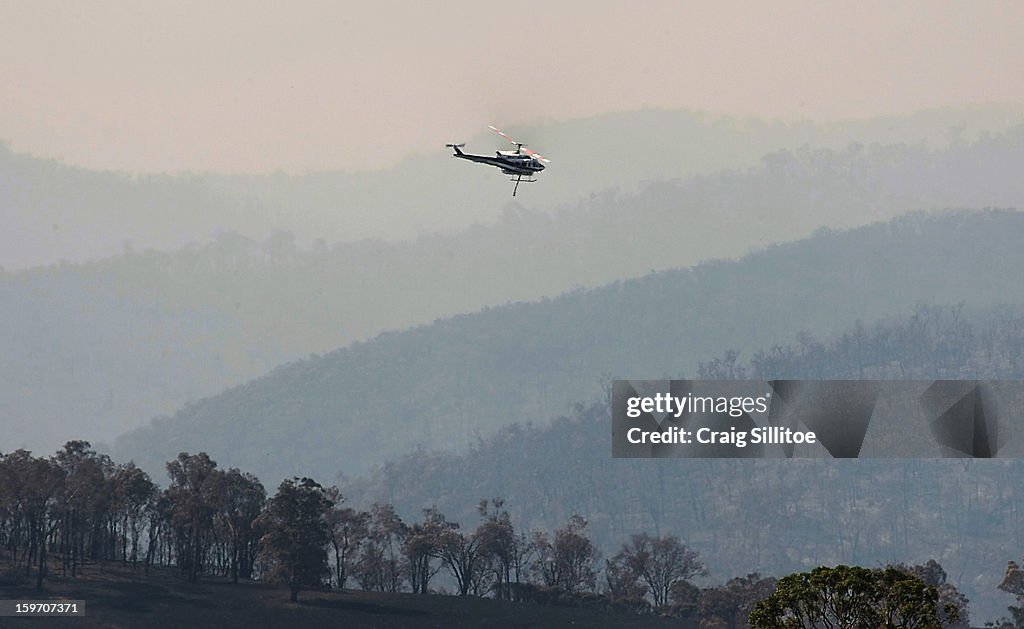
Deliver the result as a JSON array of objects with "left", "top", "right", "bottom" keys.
[{"left": 447, "top": 125, "right": 549, "bottom": 196}]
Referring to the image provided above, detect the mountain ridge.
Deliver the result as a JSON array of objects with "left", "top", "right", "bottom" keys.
[
  {"left": 111, "top": 209, "right": 1024, "bottom": 485},
  {"left": 4, "top": 104, "right": 1022, "bottom": 270}
]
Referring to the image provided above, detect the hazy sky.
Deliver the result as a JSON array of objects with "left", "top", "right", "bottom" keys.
[{"left": 3, "top": 0, "right": 1023, "bottom": 173}]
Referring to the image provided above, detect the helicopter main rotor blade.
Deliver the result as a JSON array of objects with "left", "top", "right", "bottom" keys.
[
  {"left": 526, "top": 149, "right": 550, "bottom": 163},
  {"left": 489, "top": 125, "right": 520, "bottom": 146},
  {"left": 520, "top": 146, "right": 550, "bottom": 163},
  {"left": 489, "top": 125, "right": 550, "bottom": 162}
]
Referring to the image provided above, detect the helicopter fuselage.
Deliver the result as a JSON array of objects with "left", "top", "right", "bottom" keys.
[
  {"left": 447, "top": 127, "right": 548, "bottom": 195},
  {"left": 450, "top": 147, "right": 545, "bottom": 176}
]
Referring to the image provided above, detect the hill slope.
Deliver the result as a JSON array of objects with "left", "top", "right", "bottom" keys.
[
  {"left": 9, "top": 126, "right": 1024, "bottom": 455},
  {"left": 344, "top": 305, "right": 1024, "bottom": 623},
  {"left": 112, "top": 209, "right": 1024, "bottom": 484},
  {"left": 8, "top": 124, "right": 1024, "bottom": 458},
  {"left": 5, "top": 105, "right": 1022, "bottom": 270},
  {"left": 0, "top": 561, "right": 690, "bottom": 629}
]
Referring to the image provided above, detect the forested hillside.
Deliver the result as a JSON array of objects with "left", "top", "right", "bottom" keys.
[
  {"left": 9, "top": 124, "right": 1024, "bottom": 456},
  {"left": 112, "top": 210, "right": 1024, "bottom": 486},
  {"left": 5, "top": 307, "right": 1016, "bottom": 623},
  {"left": 5, "top": 106, "right": 1021, "bottom": 270},
  {"left": 345, "top": 304, "right": 1024, "bottom": 621}
]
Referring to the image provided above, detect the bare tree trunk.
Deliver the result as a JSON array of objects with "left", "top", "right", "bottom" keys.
[{"left": 36, "top": 531, "right": 46, "bottom": 590}]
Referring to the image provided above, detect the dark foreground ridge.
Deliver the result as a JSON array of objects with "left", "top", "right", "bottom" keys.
[{"left": 0, "top": 561, "right": 691, "bottom": 629}]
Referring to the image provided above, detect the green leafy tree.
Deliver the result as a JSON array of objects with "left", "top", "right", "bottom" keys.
[
  {"left": 874, "top": 567, "right": 955, "bottom": 629},
  {"left": 894, "top": 560, "right": 969, "bottom": 629},
  {"left": 749, "top": 565, "right": 955, "bottom": 629},
  {"left": 257, "top": 477, "right": 334, "bottom": 602}
]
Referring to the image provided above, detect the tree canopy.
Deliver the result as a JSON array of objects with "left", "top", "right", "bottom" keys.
[
  {"left": 749, "top": 565, "right": 957, "bottom": 629},
  {"left": 256, "top": 477, "right": 335, "bottom": 602}
]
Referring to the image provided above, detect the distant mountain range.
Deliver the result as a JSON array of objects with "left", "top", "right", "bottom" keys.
[
  {"left": 342, "top": 303, "right": 1024, "bottom": 623},
  {"left": 3, "top": 105, "right": 1022, "bottom": 270},
  {"left": 5, "top": 120, "right": 1024, "bottom": 457},
  {"left": 111, "top": 210, "right": 1024, "bottom": 485}
]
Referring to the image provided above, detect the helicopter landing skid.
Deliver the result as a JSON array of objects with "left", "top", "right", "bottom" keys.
[{"left": 509, "top": 175, "right": 537, "bottom": 196}]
